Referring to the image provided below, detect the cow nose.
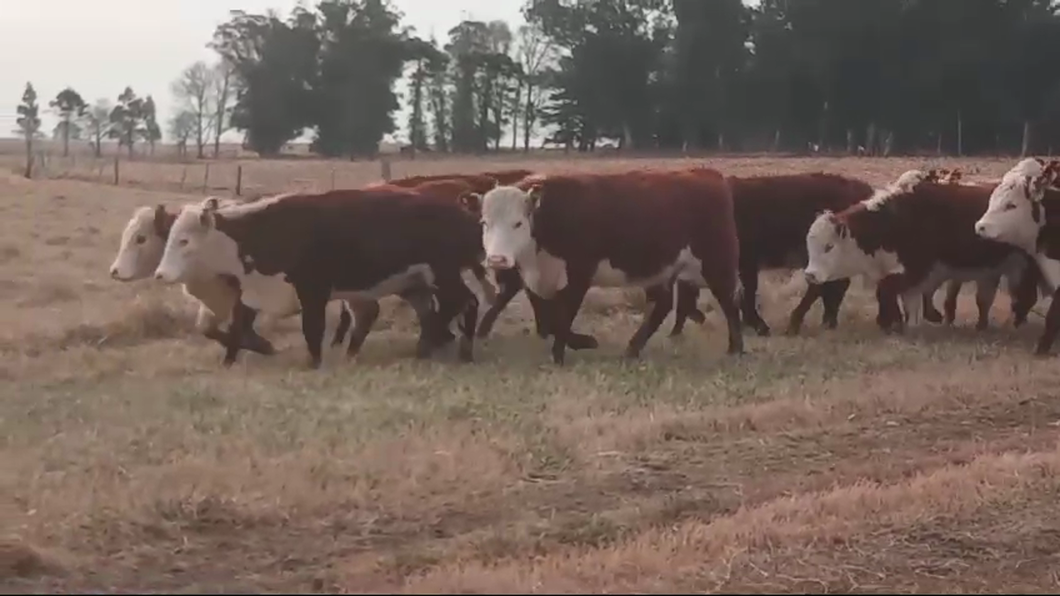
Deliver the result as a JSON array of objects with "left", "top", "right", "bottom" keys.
[
  {"left": 154, "top": 271, "right": 164, "bottom": 280},
  {"left": 486, "top": 255, "right": 511, "bottom": 269},
  {"left": 110, "top": 268, "right": 119, "bottom": 279},
  {"left": 975, "top": 223, "right": 986, "bottom": 236},
  {"left": 804, "top": 271, "right": 818, "bottom": 285}
]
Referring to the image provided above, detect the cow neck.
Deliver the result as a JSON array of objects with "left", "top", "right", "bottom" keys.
[
  {"left": 154, "top": 211, "right": 177, "bottom": 239},
  {"left": 841, "top": 202, "right": 892, "bottom": 257}
]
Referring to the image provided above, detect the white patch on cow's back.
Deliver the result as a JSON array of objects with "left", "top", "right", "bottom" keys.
[
  {"left": 214, "top": 191, "right": 300, "bottom": 219},
  {"left": 863, "top": 170, "right": 923, "bottom": 212},
  {"left": 330, "top": 264, "right": 436, "bottom": 303}
]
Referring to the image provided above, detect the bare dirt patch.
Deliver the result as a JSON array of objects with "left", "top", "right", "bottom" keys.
[{"left": 2, "top": 156, "right": 1058, "bottom": 593}]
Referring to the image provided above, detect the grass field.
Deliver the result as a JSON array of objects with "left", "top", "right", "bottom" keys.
[{"left": 3, "top": 155, "right": 1060, "bottom": 593}]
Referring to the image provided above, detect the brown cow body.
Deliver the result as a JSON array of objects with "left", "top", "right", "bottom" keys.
[
  {"left": 463, "top": 168, "right": 744, "bottom": 365},
  {"left": 157, "top": 187, "right": 488, "bottom": 369},
  {"left": 805, "top": 180, "right": 1038, "bottom": 333}
]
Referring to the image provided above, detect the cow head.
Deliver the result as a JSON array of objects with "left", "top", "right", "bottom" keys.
[
  {"left": 803, "top": 211, "right": 868, "bottom": 284},
  {"left": 153, "top": 200, "right": 242, "bottom": 284},
  {"left": 460, "top": 184, "right": 543, "bottom": 270},
  {"left": 974, "top": 159, "right": 1060, "bottom": 253},
  {"left": 109, "top": 204, "right": 173, "bottom": 281}
]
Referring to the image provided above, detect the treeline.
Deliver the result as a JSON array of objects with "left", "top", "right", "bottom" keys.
[{"left": 206, "top": 0, "right": 1060, "bottom": 158}]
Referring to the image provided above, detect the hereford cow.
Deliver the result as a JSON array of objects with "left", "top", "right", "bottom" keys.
[
  {"left": 974, "top": 158, "right": 1060, "bottom": 353},
  {"left": 108, "top": 200, "right": 356, "bottom": 355},
  {"left": 804, "top": 170, "right": 1037, "bottom": 333},
  {"left": 154, "top": 187, "right": 487, "bottom": 369},
  {"left": 668, "top": 170, "right": 987, "bottom": 338},
  {"left": 460, "top": 168, "right": 744, "bottom": 365}
]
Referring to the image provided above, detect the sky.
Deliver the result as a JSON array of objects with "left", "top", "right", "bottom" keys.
[
  {"left": 0, "top": 0, "right": 757, "bottom": 145},
  {"left": 0, "top": 0, "right": 525, "bottom": 144}
]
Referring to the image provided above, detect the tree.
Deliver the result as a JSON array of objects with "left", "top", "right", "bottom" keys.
[
  {"left": 15, "top": 82, "right": 41, "bottom": 178},
  {"left": 171, "top": 61, "right": 214, "bottom": 158},
  {"left": 210, "top": 60, "right": 236, "bottom": 157},
  {"left": 84, "top": 99, "right": 112, "bottom": 158},
  {"left": 109, "top": 86, "right": 146, "bottom": 158},
  {"left": 168, "top": 110, "right": 196, "bottom": 158},
  {"left": 142, "top": 95, "right": 161, "bottom": 156},
  {"left": 49, "top": 87, "right": 87, "bottom": 157},
  {"left": 514, "top": 22, "right": 558, "bottom": 151}
]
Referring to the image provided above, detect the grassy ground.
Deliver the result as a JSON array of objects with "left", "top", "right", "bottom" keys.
[{"left": 3, "top": 156, "right": 1060, "bottom": 593}]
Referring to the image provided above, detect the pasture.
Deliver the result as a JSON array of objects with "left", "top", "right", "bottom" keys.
[{"left": 3, "top": 155, "right": 1060, "bottom": 593}]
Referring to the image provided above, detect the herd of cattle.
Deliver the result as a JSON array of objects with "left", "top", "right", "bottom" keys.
[{"left": 105, "top": 157, "right": 1060, "bottom": 370}]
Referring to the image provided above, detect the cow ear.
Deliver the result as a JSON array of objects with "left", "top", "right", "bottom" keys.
[
  {"left": 199, "top": 207, "right": 216, "bottom": 229},
  {"left": 486, "top": 176, "right": 500, "bottom": 190},
  {"left": 152, "top": 204, "right": 168, "bottom": 235},
  {"left": 459, "top": 192, "right": 483, "bottom": 216},
  {"left": 527, "top": 184, "right": 544, "bottom": 213}
]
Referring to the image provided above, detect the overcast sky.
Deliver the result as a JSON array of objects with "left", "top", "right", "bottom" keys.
[{"left": 0, "top": 0, "right": 757, "bottom": 144}]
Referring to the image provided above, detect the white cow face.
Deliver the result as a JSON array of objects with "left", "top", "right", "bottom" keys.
[
  {"left": 109, "top": 205, "right": 170, "bottom": 281},
  {"left": 975, "top": 163, "right": 1054, "bottom": 253},
  {"left": 154, "top": 202, "right": 242, "bottom": 284},
  {"left": 461, "top": 184, "right": 542, "bottom": 270},
  {"left": 804, "top": 212, "right": 870, "bottom": 284}
]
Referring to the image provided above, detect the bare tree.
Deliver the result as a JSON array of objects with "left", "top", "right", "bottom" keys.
[
  {"left": 170, "top": 61, "right": 214, "bottom": 158},
  {"left": 168, "top": 110, "right": 196, "bottom": 158},
  {"left": 210, "top": 60, "right": 235, "bottom": 158},
  {"left": 515, "top": 22, "right": 558, "bottom": 152},
  {"left": 15, "top": 82, "right": 41, "bottom": 178}
]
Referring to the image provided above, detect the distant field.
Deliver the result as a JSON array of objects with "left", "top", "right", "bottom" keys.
[{"left": 3, "top": 155, "right": 1060, "bottom": 593}]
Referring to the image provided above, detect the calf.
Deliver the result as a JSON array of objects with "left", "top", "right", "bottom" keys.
[
  {"left": 154, "top": 187, "right": 486, "bottom": 369},
  {"left": 804, "top": 171, "right": 1036, "bottom": 333},
  {"left": 460, "top": 168, "right": 744, "bottom": 365},
  {"left": 974, "top": 158, "right": 1060, "bottom": 353},
  {"left": 108, "top": 200, "right": 355, "bottom": 354}
]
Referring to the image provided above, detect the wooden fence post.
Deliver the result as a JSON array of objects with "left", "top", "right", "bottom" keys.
[
  {"left": 235, "top": 165, "right": 243, "bottom": 196},
  {"left": 202, "top": 163, "right": 211, "bottom": 193},
  {"left": 380, "top": 156, "right": 392, "bottom": 182},
  {"left": 113, "top": 157, "right": 119, "bottom": 185},
  {"left": 330, "top": 168, "right": 336, "bottom": 190},
  {"left": 179, "top": 166, "right": 188, "bottom": 190}
]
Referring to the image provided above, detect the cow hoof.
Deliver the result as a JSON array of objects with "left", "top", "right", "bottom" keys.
[
  {"left": 924, "top": 311, "right": 943, "bottom": 324},
  {"left": 244, "top": 337, "right": 276, "bottom": 356},
  {"left": 754, "top": 325, "right": 771, "bottom": 337},
  {"left": 567, "top": 333, "right": 599, "bottom": 351},
  {"left": 306, "top": 358, "right": 322, "bottom": 370},
  {"left": 823, "top": 318, "right": 839, "bottom": 330},
  {"left": 415, "top": 342, "right": 434, "bottom": 360},
  {"left": 727, "top": 345, "right": 745, "bottom": 356},
  {"left": 623, "top": 346, "right": 643, "bottom": 360}
]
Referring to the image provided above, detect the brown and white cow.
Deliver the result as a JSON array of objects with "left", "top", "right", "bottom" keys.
[
  {"left": 108, "top": 199, "right": 356, "bottom": 355},
  {"left": 974, "top": 157, "right": 1060, "bottom": 353},
  {"left": 154, "top": 187, "right": 487, "bottom": 369},
  {"left": 460, "top": 168, "right": 744, "bottom": 365},
  {"left": 804, "top": 170, "right": 1038, "bottom": 333}
]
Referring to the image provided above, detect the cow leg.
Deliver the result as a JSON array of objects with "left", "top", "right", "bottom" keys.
[
  {"left": 786, "top": 282, "right": 823, "bottom": 336},
  {"left": 625, "top": 284, "right": 674, "bottom": 358},
  {"left": 432, "top": 273, "right": 479, "bottom": 362},
  {"left": 942, "top": 281, "right": 961, "bottom": 326},
  {"left": 875, "top": 274, "right": 907, "bottom": 334},
  {"left": 669, "top": 281, "right": 705, "bottom": 337},
  {"left": 974, "top": 276, "right": 1001, "bottom": 331},
  {"left": 1035, "top": 286, "right": 1060, "bottom": 356},
  {"left": 550, "top": 276, "right": 592, "bottom": 366},
  {"left": 703, "top": 269, "right": 745, "bottom": 355},
  {"left": 923, "top": 289, "right": 945, "bottom": 325},
  {"left": 529, "top": 288, "right": 599, "bottom": 350},
  {"left": 1011, "top": 258, "right": 1042, "bottom": 328},
  {"left": 331, "top": 300, "right": 354, "bottom": 347},
  {"left": 737, "top": 258, "right": 770, "bottom": 336},
  {"left": 819, "top": 278, "right": 851, "bottom": 330},
  {"left": 345, "top": 300, "right": 380, "bottom": 358},
  {"left": 477, "top": 268, "right": 523, "bottom": 338},
  {"left": 221, "top": 300, "right": 259, "bottom": 367},
  {"left": 292, "top": 283, "right": 330, "bottom": 370}
]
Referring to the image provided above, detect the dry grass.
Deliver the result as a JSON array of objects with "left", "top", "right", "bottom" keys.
[{"left": 2, "top": 155, "right": 1059, "bottom": 593}]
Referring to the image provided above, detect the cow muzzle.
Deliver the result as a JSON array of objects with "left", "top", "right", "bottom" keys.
[
  {"left": 975, "top": 222, "right": 991, "bottom": 238},
  {"left": 486, "top": 255, "right": 513, "bottom": 270},
  {"left": 804, "top": 270, "right": 820, "bottom": 285}
]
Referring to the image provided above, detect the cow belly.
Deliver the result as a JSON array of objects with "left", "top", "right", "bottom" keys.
[
  {"left": 590, "top": 247, "right": 706, "bottom": 289},
  {"left": 521, "top": 250, "right": 569, "bottom": 299},
  {"left": 330, "top": 264, "right": 434, "bottom": 302},
  {"left": 241, "top": 273, "right": 302, "bottom": 317}
]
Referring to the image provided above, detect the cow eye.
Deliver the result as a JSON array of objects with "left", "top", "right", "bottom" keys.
[
  {"left": 178, "top": 238, "right": 189, "bottom": 247},
  {"left": 135, "top": 235, "right": 146, "bottom": 245},
  {"left": 513, "top": 221, "right": 523, "bottom": 229},
  {"left": 1004, "top": 203, "right": 1016, "bottom": 211},
  {"left": 824, "top": 243, "right": 834, "bottom": 253}
]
